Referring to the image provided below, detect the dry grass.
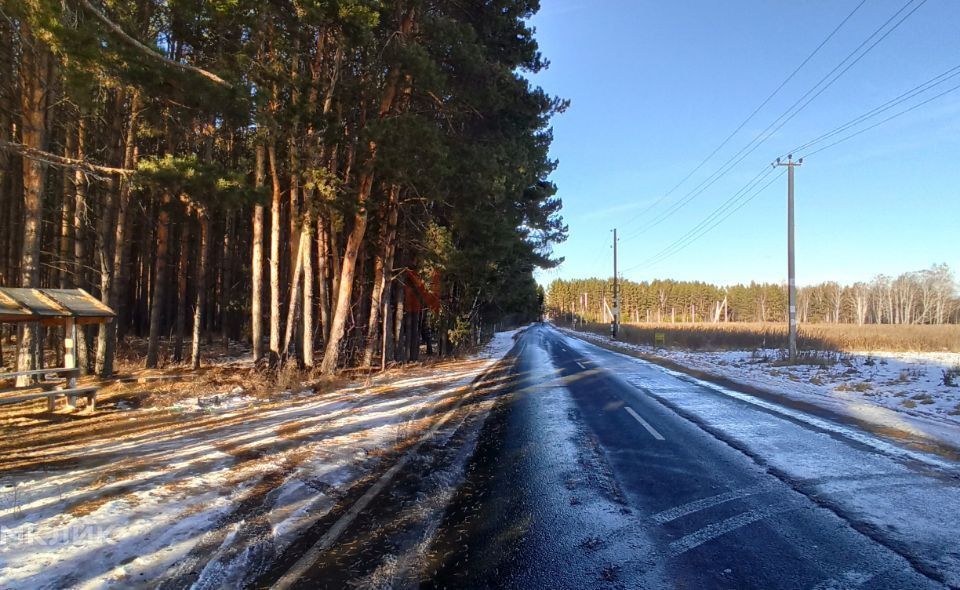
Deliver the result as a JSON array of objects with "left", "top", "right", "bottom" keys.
[{"left": 565, "top": 320, "right": 960, "bottom": 353}]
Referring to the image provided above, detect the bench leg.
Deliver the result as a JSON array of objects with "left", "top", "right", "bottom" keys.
[
  {"left": 86, "top": 393, "right": 96, "bottom": 412},
  {"left": 47, "top": 395, "right": 57, "bottom": 412},
  {"left": 66, "top": 395, "right": 77, "bottom": 410}
]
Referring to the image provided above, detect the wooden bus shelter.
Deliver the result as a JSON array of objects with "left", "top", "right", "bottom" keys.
[{"left": 0, "top": 288, "right": 115, "bottom": 412}]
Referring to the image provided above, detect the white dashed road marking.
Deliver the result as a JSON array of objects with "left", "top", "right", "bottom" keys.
[
  {"left": 625, "top": 406, "right": 665, "bottom": 441},
  {"left": 652, "top": 483, "right": 776, "bottom": 524},
  {"left": 668, "top": 503, "right": 798, "bottom": 557}
]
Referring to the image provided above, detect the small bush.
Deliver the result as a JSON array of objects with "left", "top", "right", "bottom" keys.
[
  {"left": 943, "top": 366, "right": 960, "bottom": 388},
  {"left": 902, "top": 400, "right": 917, "bottom": 409},
  {"left": 836, "top": 382, "right": 871, "bottom": 393},
  {"left": 772, "top": 349, "right": 839, "bottom": 367}
]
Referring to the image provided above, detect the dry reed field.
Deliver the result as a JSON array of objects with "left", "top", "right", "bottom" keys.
[{"left": 566, "top": 321, "right": 960, "bottom": 353}]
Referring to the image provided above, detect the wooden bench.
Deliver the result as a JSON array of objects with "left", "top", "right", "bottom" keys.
[
  {"left": 0, "top": 368, "right": 96, "bottom": 412},
  {"left": 0, "top": 386, "right": 98, "bottom": 411}
]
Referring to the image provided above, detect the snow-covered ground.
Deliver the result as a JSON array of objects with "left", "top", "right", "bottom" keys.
[
  {"left": 0, "top": 329, "right": 522, "bottom": 589},
  {"left": 561, "top": 326, "right": 960, "bottom": 450},
  {"left": 553, "top": 327, "right": 960, "bottom": 586}
]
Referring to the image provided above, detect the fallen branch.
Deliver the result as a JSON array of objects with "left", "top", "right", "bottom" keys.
[
  {"left": 80, "top": 0, "right": 230, "bottom": 87},
  {"left": 0, "top": 140, "right": 134, "bottom": 179}
]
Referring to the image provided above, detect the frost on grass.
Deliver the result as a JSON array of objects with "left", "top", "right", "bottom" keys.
[{"left": 0, "top": 328, "right": 523, "bottom": 590}]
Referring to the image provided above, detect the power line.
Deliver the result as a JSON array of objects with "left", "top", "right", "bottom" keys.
[
  {"left": 622, "top": 64, "right": 960, "bottom": 274},
  {"left": 802, "top": 79, "right": 960, "bottom": 159},
  {"left": 788, "top": 63, "right": 960, "bottom": 155},
  {"left": 626, "top": 169, "right": 785, "bottom": 273},
  {"left": 622, "top": 0, "right": 926, "bottom": 243},
  {"left": 624, "top": 166, "right": 773, "bottom": 267},
  {"left": 617, "top": 0, "right": 936, "bottom": 277},
  {"left": 647, "top": 170, "right": 784, "bottom": 267},
  {"left": 617, "top": 0, "right": 868, "bottom": 233}
]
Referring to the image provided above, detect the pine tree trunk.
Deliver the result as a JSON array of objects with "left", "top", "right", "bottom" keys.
[
  {"left": 0, "top": 16, "right": 11, "bottom": 289},
  {"left": 145, "top": 193, "right": 172, "bottom": 368},
  {"left": 302, "top": 212, "right": 314, "bottom": 367},
  {"left": 316, "top": 213, "right": 331, "bottom": 346},
  {"left": 221, "top": 209, "right": 235, "bottom": 345},
  {"left": 282, "top": 232, "right": 305, "bottom": 363},
  {"left": 381, "top": 277, "right": 396, "bottom": 370},
  {"left": 191, "top": 213, "right": 209, "bottom": 369},
  {"left": 328, "top": 216, "right": 341, "bottom": 315},
  {"left": 364, "top": 185, "right": 399, "bottom": 367},
  {"left": 406, "top": 310, "right": 420, "bottom": 362},
  {"left": 395, "top": 282, "right": 407, "bottom": 364},
  {"left": 107, "top": 92, "right": 140, "bottom": 348},
  {"left": 73, "top": 119, "right": 92, "bottom": 373},
  {"left": 268, "top": 142, "right": 282, "bottom": 365},
  {"left": 59, "top": 124, "right": 76, "bottom": 289},
  {"left": 174, "top": 224, "right": 190, "bottom": 362},
  {"left": 16, "top": 20, "right": 51, "bottom": 383},
  {"left": 251, "top": 144, "right": 266, "bottom": 362},
  {"left": 95, "top": 92, "right": 127, "bottom": 377},
  {"left": 319, "top": 170, "right": 374, "bottom": 374}
]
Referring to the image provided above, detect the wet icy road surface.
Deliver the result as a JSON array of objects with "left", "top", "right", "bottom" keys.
[{"left": 424, "top": 324, "right": 959, "bottom": 589}]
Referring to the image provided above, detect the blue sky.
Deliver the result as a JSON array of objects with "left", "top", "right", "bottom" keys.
[{"left": 529, "top": 0, "right": 960, "bottom": 287}]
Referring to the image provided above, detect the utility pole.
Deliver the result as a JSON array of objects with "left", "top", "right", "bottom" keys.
[
  {"left": 612, "top": 228, "right": 619, "bottom": 339},
  {"left": 775, "top": 155, "right": 802, "bottom": 361}
]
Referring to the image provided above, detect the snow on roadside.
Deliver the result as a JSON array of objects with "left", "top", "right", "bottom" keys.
[
  {"left": 0, "top": 328, "right": 524, "bottom": 590},
  {"left": 560, "top": 326, "right": 960, "bottom": 448}
]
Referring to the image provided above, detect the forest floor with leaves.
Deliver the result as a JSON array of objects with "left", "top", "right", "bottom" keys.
[
  {"left": 0, "top": 330, "right": 522, "bottom": 589},
  {"left": 562, "top": 326, "right": 960, "bottom": 452}
]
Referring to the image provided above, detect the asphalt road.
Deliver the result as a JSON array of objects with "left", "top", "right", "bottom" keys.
[{"left": 423, "top": 324, "right": 945, "bottom": 589}]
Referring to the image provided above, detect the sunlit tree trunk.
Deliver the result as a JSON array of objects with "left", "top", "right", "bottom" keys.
[
  {"left": 191, "top": 212, "right": 210, "bottom": 369},
  {"left": 251, "top": 144, "right": 266, "bottom": 363},
  {"left": 364, "top": 184, "right": 399, "bottom": 367},
  {"left": 268, "top": 141, "right": 282, "bottom": 364},
  {"left": 16, "top": 20, "right": 52, "bottom": 384}
]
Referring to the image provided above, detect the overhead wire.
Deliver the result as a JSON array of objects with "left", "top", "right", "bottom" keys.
[
  {"left": 630, "top": 68, "right": 960, "bottom": 273},
  {"left": 622, "top": 169, "right": 785, "bottom": 274},
  {"left": 787, "top": 62, "right": 960, "bottom": 155},
  {"left": 616, "top": 0, "right": 869, "bottom": 233},
  {"left": 621, "top": 0, "right": 928, "bottom": 244},
  {"left": 801, "top": 79, "right": 960, "bottom": 159}
]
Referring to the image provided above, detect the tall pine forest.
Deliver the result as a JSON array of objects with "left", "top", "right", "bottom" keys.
[{"left": 0, "top": 0, "right": 567, "bottom": 375}]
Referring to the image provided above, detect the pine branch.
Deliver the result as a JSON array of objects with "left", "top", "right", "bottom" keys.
[
  {"left": 0, "top": 140, "right": 134, "bottom": 180},
  {"left": 79, "top": 0, "right": 230, "bottom": 87}
]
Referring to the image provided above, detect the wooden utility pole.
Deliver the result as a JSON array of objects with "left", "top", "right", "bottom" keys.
[
  {"left": 612, "top": 228, "right": 619, "bottom": 338},
  {"left": 775, "top": 155, "right": 802, "bottom": 361}
]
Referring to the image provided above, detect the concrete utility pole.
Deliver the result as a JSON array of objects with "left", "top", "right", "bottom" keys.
[
  {"left": 612, "top": 228, "right": 619, "bottom": 339},
  {"left": 775, "top": 155, "right": 802, "bottom": 361}
]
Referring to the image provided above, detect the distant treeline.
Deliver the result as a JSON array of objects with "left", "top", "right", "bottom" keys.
[{"left": 546, "top": 264, "right": 959, "bottom": 325}]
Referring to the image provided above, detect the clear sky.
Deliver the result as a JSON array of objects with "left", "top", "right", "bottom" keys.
[{"left": 529, "top": 0, "right": 960, "bottom": 288}]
